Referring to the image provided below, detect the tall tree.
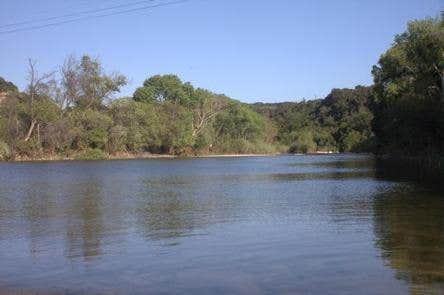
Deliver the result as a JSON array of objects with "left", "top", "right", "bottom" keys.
[
  {"left": 60, "top": 55, "right": 127, "bottom": 109},
  {"left": 372, "top": 17, "right": 444, "bottom": 155},
  {"left": 23, "top": 60, "right": 57, "bottom": 142}
]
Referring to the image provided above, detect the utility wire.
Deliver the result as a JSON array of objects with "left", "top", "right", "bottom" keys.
[
  {"left": 0, "top": 0, "right": 188, "bottom": 35},
  {"left": 0, "top": 0, "right": 121, "bottom": 26},
  {"left": 0, "top": 0, "right": 161, "bottom": 29}
]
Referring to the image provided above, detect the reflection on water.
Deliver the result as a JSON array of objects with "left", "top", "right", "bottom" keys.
[
  {"left": 289, "top": 156, "right": 375, "bottom": 170},
  {"left": 373, "top": 186, "right": 444, "bottom": 294},
  {"left": 137, "top": 177, "right": 213, "bottom": 241},
  {"left": 0, "top": 155, "right": 442, "bottom": 294},
  {"left": 65, "top": 181, "right": 104, "bottom": 260}
]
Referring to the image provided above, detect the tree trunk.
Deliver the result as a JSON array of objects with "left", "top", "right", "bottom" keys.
[
  {"left": 24, "top": 120, "right": 36, "bottom": 142},
  {"left": 37, "top": 123, "right": 40, "bottom": 144}
]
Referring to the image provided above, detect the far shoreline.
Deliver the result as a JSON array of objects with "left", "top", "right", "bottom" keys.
[
  {"left": 0, "top": 152, "right": 351, "bottom": 163},
  {"left": 2, "top": 152, "right": 282, "bottom": 163}
]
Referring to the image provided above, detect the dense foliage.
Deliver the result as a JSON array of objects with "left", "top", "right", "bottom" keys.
[
  {"left": 371, "top": 17, "right": 444, "bottom": 156},
  {"left": 0, "top": 15, "right": 441, "bottom": 160},
  {"left": 253, "top": 86, "right": 374, "bottom": 153},
  {"left": 0, "top": 57, "right": 278, "bottom": 160},
  {"left": 0, "top": 77, "right": 18, "bottom": 93}
]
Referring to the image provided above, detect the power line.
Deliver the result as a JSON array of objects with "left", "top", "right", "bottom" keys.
[
  {"left": 0, "top": 0, "right": 168, "bottom": 29},
  {"left": 0, "top": 0, "right": 188, "bottom": 35},
  {"left": 0, "top": 0, "right": 121, "bottom": 26},
  {"left": 0, "top": 0, "right": 160, "bottom": 29}
]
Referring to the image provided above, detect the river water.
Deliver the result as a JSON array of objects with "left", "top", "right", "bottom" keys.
[{"left": 0, "top": 155, "right": 443, "bottom": 294}]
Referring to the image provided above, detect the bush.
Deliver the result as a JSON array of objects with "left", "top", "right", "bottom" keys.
[
  {"left": 340, "top": 130, "right": 363, "bottom": 152},
  {"left": 0, "top": 141, "right": 10, "bottom": 160},
  {"left": 75, "top": 149, "right": 108, "bottom": 161},
  {"left": 213, "top": 137, "right": 280, "bottom": 154},
  {"left": 15, "top": 138, "right": 41, "bottom": 157},
  {"left": 87, "top": 128, "right": 108, "bottom": 149},
  {"left": 288, "top": 130, "right": 317, "bottom": 153}
]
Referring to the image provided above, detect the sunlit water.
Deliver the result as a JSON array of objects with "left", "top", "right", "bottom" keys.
[{"left": 0, "top": 155, "right": 443, "bottom": 294}]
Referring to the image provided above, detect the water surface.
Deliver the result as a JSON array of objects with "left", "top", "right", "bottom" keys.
[{"left": 0, "top": 155, "right": 443, "bottom": 294}]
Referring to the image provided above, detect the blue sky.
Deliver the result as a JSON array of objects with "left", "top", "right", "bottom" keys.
[{"left": 0, "top": 0, "right": 441, "bottom": 102}]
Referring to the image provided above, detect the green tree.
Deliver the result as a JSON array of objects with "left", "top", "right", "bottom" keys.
[
  {"left": 0, "top": 77, "right": 18, "bottom": 93},
  {"left": 372, "top": 17, "right": 444, "bottom": 155},
  {"left": 161, "top": 101, "right": 194, "bottom": 154},
  {"left": 213, "top": 101, "right": 274, "bottom": 153},
  {"left": 61, "top": 55, "right": 127, "bottom": 109},
  {"left": 133, "top": 75, "right": 230, "bottom": 154},
  {"left": 109, "top": 99, "right": 165, "bottom": 153},
  {"left": 68, "top": 108, "right": 113, "bottom": 151},
  {"left": 289, "top": 129, "right": 317, "bottom": 153},
  {"left": 134, "top": 75, "right": 193, "bottom": 105}
]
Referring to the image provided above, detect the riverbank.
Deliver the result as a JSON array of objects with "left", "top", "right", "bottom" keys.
[
  {"left": 5, "top": 152, "right": 282, "bottom": 162},
  {"left": 110, "top": 152, "right": 281, "bottom": 160}
]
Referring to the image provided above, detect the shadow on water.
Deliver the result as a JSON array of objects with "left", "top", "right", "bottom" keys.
[
  {"left": 374, "top": 157, "right": 444, "bottom": 189},
  {"left": 306, "top": 157, "right": 444, "bottom": 293},
  {"left": 288, "top": 155, "right": 375, "bottom": 170},
  {"left": 372, "top": 185, "right": 444, "bottom": 294},
  {"left": 141, "top": 170, "right": 374, "bottom": 185},
  {"left": 369, "top": 158, "right": 444, "bottom": 293}
]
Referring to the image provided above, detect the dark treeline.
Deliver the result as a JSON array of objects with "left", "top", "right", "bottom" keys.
[
  {"left": 0, "top": 16, "right": 442, "bottom": 160},
  {"left": 372, "top": 17, "right": 443, "bottom": 156}
]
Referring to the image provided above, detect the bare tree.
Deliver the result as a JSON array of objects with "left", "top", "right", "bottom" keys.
[
  {"left": 192, "top": 92, "right": 228, "bottom": 138},
  {"left": 60, "top": 55, "right": 80, "bottom": 109},
  {"left": 24, "top": 60, "right": 55, "bottom": 142}
]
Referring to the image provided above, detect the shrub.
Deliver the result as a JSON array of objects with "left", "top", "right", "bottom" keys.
[
  {"left": 15, "top": 138, "right": 41, "bottom": 157},
  {"left": 0, "top": 141, "right": 10, "bottom": 160},
  {"left": 288, "top": 130, "right": 317, "bottom": 153},
  {"left": 87, "top": 128, "right": 108, "bottom": 149}
]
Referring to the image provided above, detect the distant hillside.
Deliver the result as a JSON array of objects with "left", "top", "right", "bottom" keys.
[{"left": 251, "top": 86, "right": 374, "bottom": 153}]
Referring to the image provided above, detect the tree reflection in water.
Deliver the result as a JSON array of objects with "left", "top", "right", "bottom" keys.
[
  {"left": 136, "top": 176, "right": 218, "bottom": 242},
  {"left": 373, "top": 186, "right": 444, "bottom": 294},
  {"left": 64, "top": 179, "right": 105, "bottom": 260}
]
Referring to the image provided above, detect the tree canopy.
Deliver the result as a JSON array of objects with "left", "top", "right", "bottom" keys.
[
  {"left": 0, "top": 63, "right": 277, "bottom": 159},
  {"left": 0, "top": 77, "right": 18, "bottom": 93},
  {"left": 371, "top": 17, "right": 444, "bottom": 155}
]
